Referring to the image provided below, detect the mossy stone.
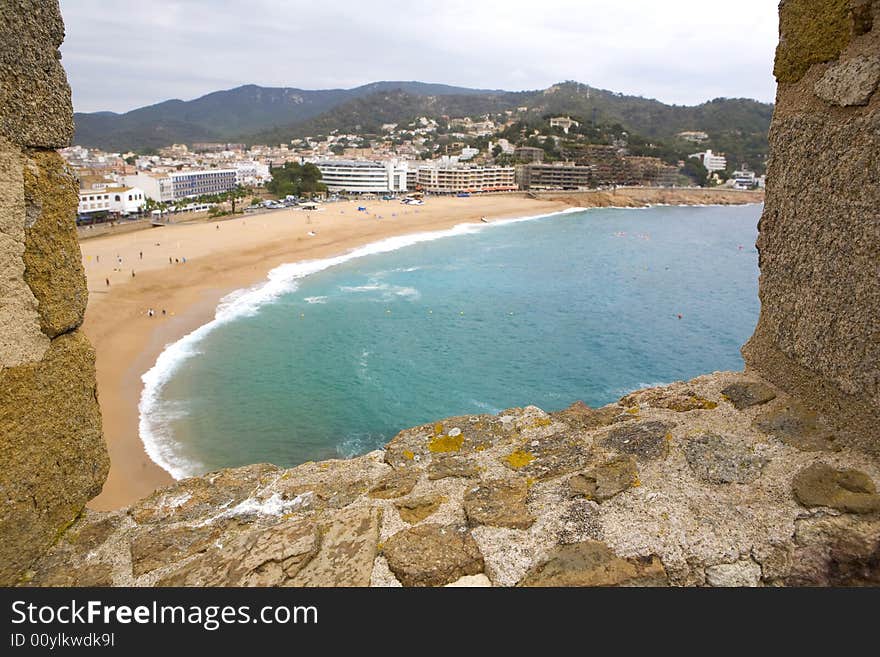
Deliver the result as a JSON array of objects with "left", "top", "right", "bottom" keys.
[{"left": 774, "top": 0, "right": 852, "bottom": 83}]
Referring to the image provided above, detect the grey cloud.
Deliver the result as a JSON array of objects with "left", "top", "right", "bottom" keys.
[{"left": 59, "top": 0, "right": 778, "bottom": 113}]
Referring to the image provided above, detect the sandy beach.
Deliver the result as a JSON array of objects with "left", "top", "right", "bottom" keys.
[{"left": 82, "top": 189, "right": 763, "bottom": 510}]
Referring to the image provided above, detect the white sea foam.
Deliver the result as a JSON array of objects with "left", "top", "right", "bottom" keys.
[
  {"left": 138, "top": 205, "right": 586, "bottom": 479},
  {"left": 303, "top": 296, "right": 327, "bottom": 304},
  {"left": 339, "top": 282, "right": 420, "bottom": 300}
]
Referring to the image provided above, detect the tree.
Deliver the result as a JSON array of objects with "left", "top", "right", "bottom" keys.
[
  {"left": 266, "top": 162, "right": 327, "bottom": 198},
  {"left": 226, "top": 185, "right": 248, "bottom": 214},
  {"left": 681, "top": 157, "right": 709, "bottom": 186}
]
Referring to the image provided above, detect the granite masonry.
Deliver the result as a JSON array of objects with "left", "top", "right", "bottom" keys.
[{"left": 2, "top": 0, "right": 879, "bottom": 586}]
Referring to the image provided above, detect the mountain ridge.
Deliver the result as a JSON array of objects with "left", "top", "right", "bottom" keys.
[{"left": 72, "top": 80, "right": 773, "bottom": 155}]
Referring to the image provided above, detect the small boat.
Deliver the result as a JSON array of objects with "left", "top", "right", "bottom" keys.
[{"left": 480, "top": 216, "right": 489, "bottom": 223}]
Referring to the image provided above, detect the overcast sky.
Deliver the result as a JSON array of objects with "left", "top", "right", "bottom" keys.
[{"left": 59, "top": 0, "right": 779, "bottom": 114}]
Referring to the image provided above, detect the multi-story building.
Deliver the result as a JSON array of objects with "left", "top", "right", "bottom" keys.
[
  {"left": 689, "top": 149, "right": 727, "bottom": 172},
  {"left": 233, "top": 161, "right": 271, "bottom": 186},
  {"left": 731, "top": 168, "right": 757, "bottom": 189},
  {"left": 315, "top": 160, "right": 408, "bottom": 194},
  {"left": 405, "top": 167, "right": 418, "bottom": 191},
  {"left": 516, "top": 163, "right": 594, "bottom": 190},
  {"left": 124, "top": 168, "right": 237, "bottom": 201},
  {"left": 513, "top": 146, "right": 544, "bottom": 163},
  {"left": 170, "top": 168, "right": 237, "bottom": 198},
  {"left": 566, "top": 144, "right": 627, "bottom": 185},
  {"left": 78, "top": 186, "right": 146, "bottom": 216},
  {"left": 417, "top": 162, "right": 516, "bottom": 193},
  {"left": 622, "top": 156, "right": 681, "bottom": 187},
  {"left": 124, "top": 172, "right": 175, "bottom": 202}
]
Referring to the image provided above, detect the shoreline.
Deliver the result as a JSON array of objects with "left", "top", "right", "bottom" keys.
[{"left": 82, "top": 188, "right": 763, "bottom": 510}]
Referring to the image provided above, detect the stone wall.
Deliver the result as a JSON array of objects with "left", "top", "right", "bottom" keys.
[
  {"left": 2, "top": 0, "right": 879, "bottom": 587},
  {"left": 743, "top": 0, "right": 880, "bottom": 447},
  {"left": 0, "top": 0, "right": 108, "bottom": 585}
]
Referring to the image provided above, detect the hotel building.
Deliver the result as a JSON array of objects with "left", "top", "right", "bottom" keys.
[
  {"left": 124, "top": 168, "right": 237, "bottom": 201},
  {"left": 689, "top": 149, "right": 728, "bottom": 172},
  {"left": 516, "top": 162, "right": 595, "bottom": 190},
  {"left": 416, "top": 162, "right": 516, "bottom": 193},
  {"left": 315, "top": 160, "right": 409, "bottom": 194}
]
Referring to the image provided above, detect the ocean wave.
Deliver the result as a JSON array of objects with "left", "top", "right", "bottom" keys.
[
  {"left": 339, "top": 282, "right": 420, "bottom": 300},
  {"left": 470, "top": 399, "right": 503, "bottom": 414},
  {"left": 303, "top": 296, "right": 327, "bottom": 304},
  {"left": 372, "top": 266, "right": 423, "bottom": 277},
  {"left": 139, "top": 206, "right": 587, "bottom": 479},
  {"left": 336, "top": 432, "right": 384, "bottom": 459}
]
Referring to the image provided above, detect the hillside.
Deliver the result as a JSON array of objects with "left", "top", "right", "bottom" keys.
[
  {"left": 73, "top": 81, "right": 772, "bottom": 164},
  {"left": 248, "top": 89, "right": 531, "bottom": 143},
  {"left": 72, "top": 81, "right": 503, "bottom": 151}
]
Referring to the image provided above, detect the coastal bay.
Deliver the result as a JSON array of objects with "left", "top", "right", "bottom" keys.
[{"left": 81, "top": 188, "right": 762, "bottom": 510}]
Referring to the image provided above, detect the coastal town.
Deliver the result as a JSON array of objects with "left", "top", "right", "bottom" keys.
[{"left": 65, "top": 108, "right": 765, "bottom": 224}]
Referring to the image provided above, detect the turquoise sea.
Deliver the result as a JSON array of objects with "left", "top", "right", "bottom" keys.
[{"left": 140, "top": 203, "right": 761, "bottom": 478}]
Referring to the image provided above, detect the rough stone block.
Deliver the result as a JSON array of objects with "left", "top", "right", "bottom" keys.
[
  {"left": 22, "top": 149, "right": 87, "bottom": 336},
  {"left": 774, "top": 0, "right": 852, "bottom": 83},
  {"left": 0, "top": 138, "right": 49, "bottom": 367},
  {"left": 814, "top": 55, "right": 880, "bottom": 106},
  {"left": 0, "top": 330, "right": 107, "bottom": 585},
  {"left": 0, "top": 0, "right": 74, "bottom": 147}
]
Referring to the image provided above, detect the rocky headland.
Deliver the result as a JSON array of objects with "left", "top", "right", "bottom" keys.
[{"left": 21, "top": 372, "right": 880, "bottom": 587}]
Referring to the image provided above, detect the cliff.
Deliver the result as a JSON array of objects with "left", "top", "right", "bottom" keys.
[{"left": 2, "top": 0, "right": 879, "bottom": 586}]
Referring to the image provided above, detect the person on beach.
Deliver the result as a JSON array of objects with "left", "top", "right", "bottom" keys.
[
  {"left": 168, "top": 257, "right": 172, "bottom": 265},
  {"left": 105, "top": 278, "right": 110, "bottom": 287},
  {"left": 148, "top": 308, "right": 154, "bottom": 317},
  {"left": 131, "top": 270, "right": 135, "bottom": 278},
  {"left": 162, "top": 309, "right": 166, "bottom": 316},
  {"left": 139, "top": 251, "right": 143, "bottom": 260}
]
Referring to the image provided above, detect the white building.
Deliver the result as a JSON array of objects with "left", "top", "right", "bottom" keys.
[
  {"left": 416, "top": 162, "right": 516, "bottom": 193},
  {"left": 690, "top": 149, "right": 728, "bottom": 172},
  {"left": 678, "top": 131, "right": 709, "bottom": 142},
  {"left": 315, "top": 160, "right": 408, "bottom": 194},
  {"left": 730, "top": 168, "right": 763, "bottom": 190},
  {"left": 488, "top": 138, "right": 515, "bottom": 155},
  {"left": 458, "top": 147, "right": 479, "bottom": 161},
  {"left": 78, "top": 186, "right": 146, "bottom": 216},
  {"left": 233, "top": 161, "right": 271, "bottom": 186},
  {"left": 77, "top": 189, "right": 111, "bottom": 215},
  {"left": 124, "top": 168, "right": 237, "bottom": 201},
  {"left": 170, "top": 168, "right": 237, "bottom": 198},
  {"left": 123, "top": 172, "right": 175, "bottom": 202},
  {"left": 549, "top": 116, "right": 580, "bottom": 134}
]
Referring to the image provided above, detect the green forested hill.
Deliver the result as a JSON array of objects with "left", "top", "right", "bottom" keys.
[
  {"left": 72, "top": 82, "right": 503, "bottom": 151},
  {"left": 73, "top": 80, "right": 772, "bottom": 166}
]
